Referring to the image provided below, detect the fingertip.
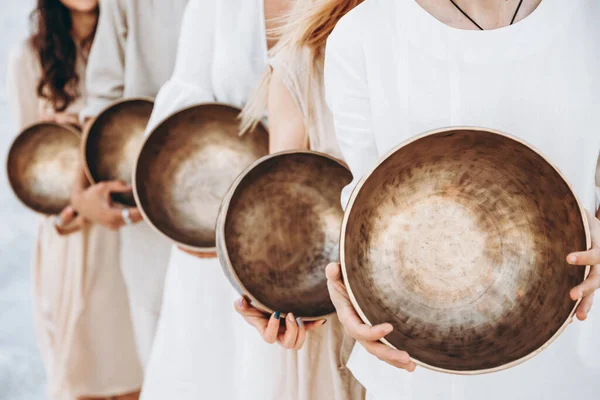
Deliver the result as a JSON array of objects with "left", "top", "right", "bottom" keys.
[
  {"left": 287, "top": 312, "right": 296, "bottom": 324},
  {"left": 567, "top": 254, "right": 577, "bottom": 264},
  {"left": 235, "top": 297, "right": 245, "bottom": 310},
  {"left": 570, "top": 287, "right": 583, "bottom": 301},
  {"left": 325, "top": 262, "right": 340, "bottom": 280},
  {"left": 377, "top": 323, "right": 394, "bottom": 335},
  {"left": 408, "top": 362, "right": 417, "bottom": 372}
]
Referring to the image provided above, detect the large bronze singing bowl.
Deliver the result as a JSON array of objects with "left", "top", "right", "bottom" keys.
[
  {"left": 134, "top": 103, "right": 269, "bottom": 253},
  {"left": 7, "top": 123, "right": 80, "bottom": 215},
  {"left": 83, "top": 97, "right": 154, "bottom": 206},
  {"left": 342, "top": 127, "right": 590, "bottom": 374},
  {"left": 217, "top": 151, "right": 353, "bottom": 319}
]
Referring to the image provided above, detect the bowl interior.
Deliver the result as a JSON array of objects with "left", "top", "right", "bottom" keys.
[
  {"left": 135, "top": 104, "right": 269, "bottom": 250},
  {"left": 343, "top": 128, "right": 587, "bottom": 372},
  {"left": 221, "top": 152, "right": 352, "bottom": 318},
  {"left": 85, "top": 99, "right": 154, "bottom": 206},
  {"left": 7, "top": 123, "right": 80, "bottom": 215}
]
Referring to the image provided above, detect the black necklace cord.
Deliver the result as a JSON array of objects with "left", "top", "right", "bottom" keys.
[{"left": 449, "top": 0, "right": 524, "bottom": 31}]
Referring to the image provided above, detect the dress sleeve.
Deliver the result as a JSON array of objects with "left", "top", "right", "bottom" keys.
[
  {"left": 79, "top": 0, "right": 127, "bottom": 120},
  {"left": 144, "top": 0, "right": 217, "bottom": 134},
  {"left": 6, "top": 41, "right": 41, "bottom": 131},
  {"left": 324, "top": 14, "right": 379, "bottom": 209},
  {"left": 268, "top": 47, "right": 309, "bottom": 118}
]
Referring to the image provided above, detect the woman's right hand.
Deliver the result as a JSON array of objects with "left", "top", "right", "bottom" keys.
[
  {"left": 326, "top": 262, "right": 417, "bottom": 371},
  {"left": 71, "top": 180, "right": 142, "bottom": 230},
  {"left": 234, "top": 298, "right": 326, "bottom": 350}
]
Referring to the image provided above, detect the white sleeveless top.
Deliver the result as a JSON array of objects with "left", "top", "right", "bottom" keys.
[{"left": 324, "top": 0, "right": 600, "bottom": 399}]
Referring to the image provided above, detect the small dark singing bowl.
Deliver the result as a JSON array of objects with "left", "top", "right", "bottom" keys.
[
  {"left": 134, "top": 103, "right": 269, "bottom": 254},
  {"left": 342, "top": 127, "right": 590, "bottom": 374},
  {"left": 82, "top": 97, "right": 154, "bottom": 206},
  {"left": 217, "top": 151, "right": 353, "bottom": 319},
  {"left": 7, "top": 123, "right": 80, "bottom": 215}
]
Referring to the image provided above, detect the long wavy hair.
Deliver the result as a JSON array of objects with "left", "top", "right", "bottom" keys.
[
  {"left": 29, "top": 0, "right": 98, "bottom": 112},
  {"left": 240, "top": 0, "right": 363, "bottom": 135}
]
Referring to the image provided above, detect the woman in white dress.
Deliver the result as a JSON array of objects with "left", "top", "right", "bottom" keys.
[
  {"left": 6, "top": 0, "right": 142, "bottom": 399},
  {"left": 322, "top": 0, "right": 600, "bottom": 398}
]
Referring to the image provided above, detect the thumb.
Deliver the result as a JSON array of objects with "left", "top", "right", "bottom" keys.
[{"left": 102, "top": 180, "right": 132, "bottom": 194}]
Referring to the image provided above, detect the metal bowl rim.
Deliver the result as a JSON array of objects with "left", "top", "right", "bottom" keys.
[
  {"left": 132, "top": 102, "right": 266, "bottom": 254},
  {"left": 216, "top": 149, "right": 348, "bottom": 320},
  {"left": 339, "top": 125, "right": 592, "bottom": 375},
  {"left": 81, "top": 96, "right": 155, "bottom": 185},
  {"left": 6, "top": 121, "right": 81, "bottom": 215}
]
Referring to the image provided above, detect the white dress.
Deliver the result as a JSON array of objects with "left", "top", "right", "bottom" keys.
[
  {"left": 81, "top": 0, "right": 189, "bottom": 368},
  {"left": 141, "top": 1, "right": 363, "bottom": 399},
  {"left": 7, "top": 40, "right": 142, "bottom": 399},
  {"left": 324, "top": 0, "right": 600, "bottom": 399}
]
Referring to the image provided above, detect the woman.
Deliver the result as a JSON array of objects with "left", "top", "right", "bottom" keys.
[
  {"left": 6, "top": 1, "right": 142, "bottom": 399},
  {"left": 238, "top": 1, "right": 369, "bottom": 399},
  {"left": 321, "top": 0, "right": 600, "bottom": 398},
  {"left": 73, "top": 0, "right": 190, "bottom": 368},
  {"left": 140, "top": 1, "right": 359, "bottom": 399}
]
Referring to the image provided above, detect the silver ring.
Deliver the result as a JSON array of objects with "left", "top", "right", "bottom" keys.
[{"left": 121, "top": 208, "right": 133, "bottom": 225}]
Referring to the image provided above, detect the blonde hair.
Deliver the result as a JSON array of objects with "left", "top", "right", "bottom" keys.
[{"left": 240, "top": 0, "right": 363, "bottom": 136}]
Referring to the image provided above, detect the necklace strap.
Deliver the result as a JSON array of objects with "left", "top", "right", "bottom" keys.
[{"left": 449, "top": 0, "right": 524, "bottom": 31}]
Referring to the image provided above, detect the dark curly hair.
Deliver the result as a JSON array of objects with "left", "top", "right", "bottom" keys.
[{"left": 30, "top": 0, "right": 98, "bottom": 112}]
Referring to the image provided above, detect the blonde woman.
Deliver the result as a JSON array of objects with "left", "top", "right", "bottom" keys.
[
  {"left": 137, "top": 1, "right": 328, "bottom": 399},
  {"left": 322, "top": 0, "right": 600, "bottom": 398},
  {"left": 238, "top": 1, "right": 369, "bottom": 399},
  {"left": 6, "top": 0, "right": 142, "bottom": 399}
]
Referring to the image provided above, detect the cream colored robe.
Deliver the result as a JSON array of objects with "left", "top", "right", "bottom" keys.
[
  {"left": 79, "top": 0, "right": 189, "bottom": 367},
  {"left": 6, "top": 39, "right": 142, "bottom": 400}
]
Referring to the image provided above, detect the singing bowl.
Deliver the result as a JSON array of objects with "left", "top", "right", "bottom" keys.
[
  {"left": 82, "top": 97, "right": 154, "bottom": 206},
  {"left": 217, "top": 151, "right": 353, "bottom": 319},
  {"left": 7, "top": 123, "right": 80, "bottom": 215},
  {"left": 342, "top": 127, "right": 590, "bottom": 374},
  {"left": 134, "top": 103, "right": 269, "bottom": 253}
]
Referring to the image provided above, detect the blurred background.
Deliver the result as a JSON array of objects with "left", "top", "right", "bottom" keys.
[{"left": 0, "top": 0, "right": 47, "bottom": 399}]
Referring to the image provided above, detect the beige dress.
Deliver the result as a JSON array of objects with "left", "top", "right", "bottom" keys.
[
  {"left": 269, "top": 46, "right": 366, "bottom": 399},
  {"left": 6, "top": 40, "right": 142, "bottom": 400},
  {"left": 80, "top": 0, "right": 189, "bottom": 367}
]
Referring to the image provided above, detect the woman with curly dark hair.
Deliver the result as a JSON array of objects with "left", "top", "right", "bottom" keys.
[{"left": 6, "top": 1, "right": 143, "bottom": 399}]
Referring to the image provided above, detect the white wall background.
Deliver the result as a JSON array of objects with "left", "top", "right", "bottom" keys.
[{"left": 0, "top": 1, "right": 47, "bottom": 399}]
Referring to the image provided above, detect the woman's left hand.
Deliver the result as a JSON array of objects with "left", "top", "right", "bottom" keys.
[
  {"left": 567, "top": 210, "right": 600, "bottom": 321},
  {"left": 234, "top": 298, "right": 326, "bottom": 350}
]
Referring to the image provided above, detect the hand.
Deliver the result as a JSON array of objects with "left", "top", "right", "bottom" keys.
[
  {"left": 40, "top": 111, "right": 81, "bottom": 129},
  {"left": 177, "top": 247, "right": 218, "bottom": 258},
  {"left": 326, "top": 263, "right": 416, "bottom": 371},
  {"left": 567, "top": 209, "right": 600, "bottom": 321},
  {"left": 72, "top": 181, "right": 142, "bottom": 230},
  {"left": 53, "top": 205, "right": 86, "bottom": 236},
  {"left": 234, "top": 297, "right": 326, "bottom": 350}
]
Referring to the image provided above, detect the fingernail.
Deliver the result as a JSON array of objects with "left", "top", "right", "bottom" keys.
[
  {"left": 568, "top": 255, "right": 577, "bottom": 263},
  {"left": 384, "top": 324, "right": 394, "bottom": 334},
  {"left": 287, "top": 313, "right": 295, "bottom": 323},
  {"left": 273, "top": 311, "right": 280, "bottom": 320},
  {"left": 237, "top": 298, "right": 243, "bottom": 308},
  {"left": 296, "top": 317, "right": 304, "bottom": 327}
]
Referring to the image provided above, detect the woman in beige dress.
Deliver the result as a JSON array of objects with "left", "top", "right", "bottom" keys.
[
  {"left": 238, "top": 1, "right": 366, "bottom": 398},
  {"left": 6, "top": 1, "right": 142, "bottom": 399}
]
